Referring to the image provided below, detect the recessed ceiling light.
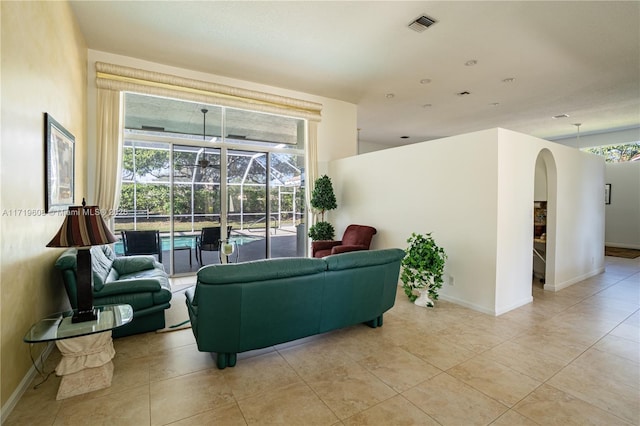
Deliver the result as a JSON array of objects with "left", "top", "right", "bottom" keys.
[
  {"left": 465, "top": 60, "right": 478, "bottom": 66},
  {"left": 552, "top": 114, "right": 570, "bottom": 119},
  {"left": 420, "top": 78, "right": 432, "bottom": 84},
  {"left": 385, "top": 93, "right": 395, "bottom": 99},
  {"left": 490, "top": 102, "right": 500, "bottom": 106},
  {"left": 502, "top": 78, "right": 515, "bottom": 83}
]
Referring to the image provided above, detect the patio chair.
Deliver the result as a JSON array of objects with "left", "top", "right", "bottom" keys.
[
  {"left": 195, "top": 226, "right": 232, "bottom": 265},
  {"left": 311, "top": 224, "right": 377, "bottom": 258},
  {"left": 121, "top": 230, "right": 162, "bottom": 263}
]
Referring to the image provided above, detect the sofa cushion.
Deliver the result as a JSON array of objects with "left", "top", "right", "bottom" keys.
[
  {"left": 90, "top": 245, "right": 115, "bottom": 291},
  {"left": 112, "top": 255, "right": 158, "bottom": 275}
]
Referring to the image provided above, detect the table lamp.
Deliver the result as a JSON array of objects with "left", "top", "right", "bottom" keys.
[{"left": 47, "top": 199, "right": 117, "bottom": 322}]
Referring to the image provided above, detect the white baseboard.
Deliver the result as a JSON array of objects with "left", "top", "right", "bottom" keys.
[
  {"left": 545, "top": 267, "right": 605, "bottom": 291},
  {"left": 438, "top": 294, "right": 497, "bottom": 316},
  {"left": 495, "top": 296, "right": 534, "bottom": 316},
  {"left": 1, "top": 342, "right": 54, "bottom": 425}
]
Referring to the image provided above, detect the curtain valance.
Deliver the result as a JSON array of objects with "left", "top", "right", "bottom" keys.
[{"left": 95, "top": 62, "right": 322, "bottom": 121}]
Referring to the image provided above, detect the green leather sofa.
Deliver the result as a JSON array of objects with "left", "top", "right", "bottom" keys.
[
  {"left": 185, "top": 248, "right": 405, "bottom": 368},
  {"left": 54, "top": 245, "right": 172, "bottom": 337}
]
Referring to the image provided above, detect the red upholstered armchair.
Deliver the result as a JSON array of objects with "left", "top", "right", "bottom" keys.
[{"left": 311, "top": 224, "right": 377, "bottom": 258}]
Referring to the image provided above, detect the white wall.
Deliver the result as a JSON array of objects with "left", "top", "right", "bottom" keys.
[
  {"left": 605, "top": 161, "right": 640, "bottom": 249},
  {"left": 329, "top": 128, "right": 605, "bottom": 315},
  {"left": 85, "top": 50, "right": 358, "bottom": 202}
]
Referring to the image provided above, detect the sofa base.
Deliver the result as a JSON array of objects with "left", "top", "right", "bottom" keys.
[{"left": 214, "top": 315, "right": 384, "bottom": 370}]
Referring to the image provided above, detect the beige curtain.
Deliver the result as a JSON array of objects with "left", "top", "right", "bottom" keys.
[
  {"left": 94, "top": 89, "right": 123, "bottom": 221},
  {"left": 305, "top": 120, "right": 319, "bottom": 220}
]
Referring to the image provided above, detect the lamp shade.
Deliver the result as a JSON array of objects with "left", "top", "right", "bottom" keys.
[{"left": 47, "top": 203, "right": 117, "bottom": 248}]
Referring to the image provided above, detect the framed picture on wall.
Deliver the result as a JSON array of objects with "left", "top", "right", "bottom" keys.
[
  {"left": 605, "top": 183, "right": 611, "bottom": 205},
  {"left": 45, "top": 113, "right": 75, "bottom": 212}
]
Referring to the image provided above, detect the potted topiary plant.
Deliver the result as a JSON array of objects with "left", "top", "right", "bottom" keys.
[
  {"left": 308, "top": 175, "right": 337, "bottom": 241},
  {"left": 400, "top": 232, "right": 447, "bottom": 307}
]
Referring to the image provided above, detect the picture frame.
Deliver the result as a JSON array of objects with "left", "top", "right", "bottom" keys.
[
  {"left": 605, "top": 183, "right": 611, "bottom": 205},
  {"left": 45, "top": 113, "right": 75, "bottom": 212}
]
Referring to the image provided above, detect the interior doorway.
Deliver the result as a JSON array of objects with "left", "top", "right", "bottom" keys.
[{"left": 532, "top": 149, "right": 557, "bottom": 292}]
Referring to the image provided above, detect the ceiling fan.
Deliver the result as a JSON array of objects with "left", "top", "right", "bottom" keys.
[{"left": 181, "top": 108, "right": 220, "bottom": 172}]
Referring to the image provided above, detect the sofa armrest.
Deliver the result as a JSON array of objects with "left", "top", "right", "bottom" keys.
[
  {"left": 185, "top": 287, "right": 197, "bottom": 309},
  {"left": 312, "top": 240, "right": 342, "bottom": 252},
  {"left": 112, "top": 256, "right": 157, "bottom": 275},
  {"left": 96, "top": 278, "right": 162, "bottom": 296},
  {"left": 331, "top": 245, "right": 368, "bottom": 254}
]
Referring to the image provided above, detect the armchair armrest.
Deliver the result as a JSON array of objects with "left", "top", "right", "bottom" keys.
[
  {"left": 312, "top": 240, "right": 342, "bottom": 252},
  {"left": 331, "top": 244, "right": 368, "bottom": 254},
  {"left": 96, "top": 278, "right": 162, "bottom": 296}
]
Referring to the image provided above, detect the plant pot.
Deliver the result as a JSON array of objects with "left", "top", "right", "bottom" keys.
[{"left": 413, "top": 288, "right": 434, "bottom": 308}]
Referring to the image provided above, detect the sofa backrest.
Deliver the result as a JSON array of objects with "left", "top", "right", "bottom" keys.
[
  {"left": 196, "top": 257, "right": 326, "bottom": 286},
  {"left": 193, "top": 257, "right": 328, "bottom": 352},
  {"left": 90, "top": 245, "right": 117, "bottom": 291}
]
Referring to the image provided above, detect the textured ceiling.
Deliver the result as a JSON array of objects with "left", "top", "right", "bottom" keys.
[{"left": 71, "top": 1, "right": 640, "bottom": 147}]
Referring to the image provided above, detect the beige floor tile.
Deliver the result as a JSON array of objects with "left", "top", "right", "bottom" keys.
[
  {"left": 149, "top": 369, "right": 235, "bottom": 425},
  {"left": 222, "top": 351, "right": 302, "bottom": 401},
  {"left": 113, "top": 331, "right": 154, "bottom": 360},
  {"left": 53, "top": 384, "right": 150, "bottom": 425},
  {"left": 510, "top": 328, "right": 589, "bottom": 363},
  {"left": 343, "top": 395, "right": 439, "bottom": 425},
  {"left": 147, "top": 327, "right": 197, "bottom": 353},
  {"left": 304, "top": 362, "right": 398, "bottom": 420},
  {"left": 400, "top": 333, "right": 476, "bottom": 370},
  {"left": 403, "top": 372, "right": 508, "bottom": 426},
  {"left": 593, "top": 334, "right": 640, "bottom": 363},
  {"left": 148, "top": 343, "right": 217, "bottom": 382},
  {"left": 447, "top": 357, "right": 542, "bottom": 407},
  {"left": 480, "top": 340, "right": 568, "bottom": 382},
  {"left": 547, "top": 350, "right": 640, "bottom": 424},
  {"left": 461, "top": 313, "right": 531, "bottom": 339},
  {"left": 610, "top": 321, "right": 640, "bottom": 342},
  {"left": 489, "top": 409, "right": 538, "bottom": 425},
  {"left": 277, "top": 338, "right": 355, "bottom": 378},
  {"left": 436, "top": 323, "right": 507, "bottom": 353},
  {"left": 168, "top": 402, "right": 247, "bottom": 426},
  {"left": 236, "top": 381, "right": 338, "bottom": 425},
  {"left": 514, "top": 384, "right": 632, "bottom": 425},
  {"left": 358, "top": 345, "right": 441, "bottom": 392}
]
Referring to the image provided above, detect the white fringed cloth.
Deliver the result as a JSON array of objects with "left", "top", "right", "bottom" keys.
[{"left": 55, "top": 331, "right": 115, "bottom": 376}]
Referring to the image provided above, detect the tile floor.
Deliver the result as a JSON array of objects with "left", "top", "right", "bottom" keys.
[{"left": 6, "top": 256, "right": 639, "bottom": 425}]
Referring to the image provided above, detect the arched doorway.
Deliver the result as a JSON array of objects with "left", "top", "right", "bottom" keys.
[{"left": 533, "top": 149, "right": 557, "bottom": 291}]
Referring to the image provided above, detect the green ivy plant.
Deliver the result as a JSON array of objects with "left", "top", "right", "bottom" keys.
[
  {"left": 400, "top": 233, "right": 447, "bottom": 305},
  {"left": 308, "top": 175, "right": 338, "bottom": 240}
]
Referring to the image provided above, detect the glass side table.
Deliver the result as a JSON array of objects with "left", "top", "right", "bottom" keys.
[{"left": 24, "top": 304, "right": 133, "bottom": 400}]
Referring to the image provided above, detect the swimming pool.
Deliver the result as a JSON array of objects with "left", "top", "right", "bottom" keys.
[{"left": 114, "top": 234, "right": 261, "bottom": 255}]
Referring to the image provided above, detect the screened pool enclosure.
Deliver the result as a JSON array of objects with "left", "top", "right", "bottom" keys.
[{"left": 115, "top": 93, "right": 307, "bottom": 275}]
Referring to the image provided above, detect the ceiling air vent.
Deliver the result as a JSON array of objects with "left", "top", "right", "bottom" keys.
[{"left": 408, "top": 15, "right": 437, "bottom": 32}]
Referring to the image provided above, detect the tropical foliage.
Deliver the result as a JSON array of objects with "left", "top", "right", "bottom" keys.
[{"left": 400, "top": 233, "right": 447, "bottom": 304}]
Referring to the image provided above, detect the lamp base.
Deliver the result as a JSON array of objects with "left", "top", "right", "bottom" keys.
[{"left": 72, "top": 308, "right": 97, "bottom": 323}]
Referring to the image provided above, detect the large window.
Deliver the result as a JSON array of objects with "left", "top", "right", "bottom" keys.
[
  {"left": 583, "top": 142, "right": 640, "bottom": 162},
  {"left": 115, "top": 94, "right": 307, "bottom": 275}
]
